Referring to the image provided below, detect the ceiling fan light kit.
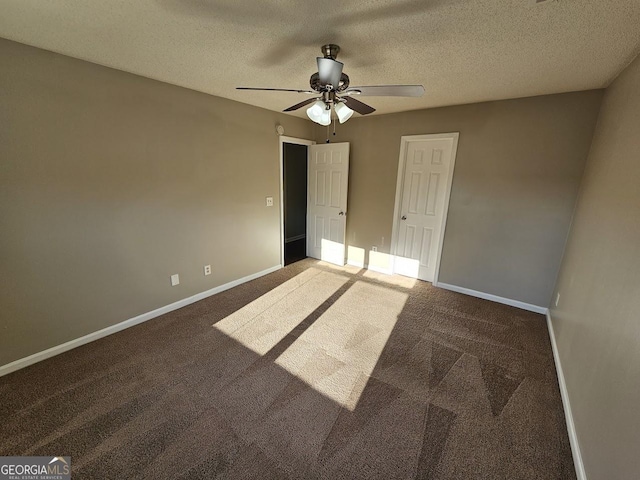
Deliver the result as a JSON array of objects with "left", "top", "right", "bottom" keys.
[
  {"left": 305, "top": 100, "right": 323, "bottom": 119},
  {"left": 237, "top": 44, "right": 425, "bottom": 126},
  {"left": 334, "top": 102, "right": 354, "bottom": 124},
  {"left": 307, "top": 100, "right": 332, "bottom": 126}
]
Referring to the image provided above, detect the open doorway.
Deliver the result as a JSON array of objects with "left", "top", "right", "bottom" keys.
[{"left": 280, "top": 137, "right": 314, "bottom": 266}]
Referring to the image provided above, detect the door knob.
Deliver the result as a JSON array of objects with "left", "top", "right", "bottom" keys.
[
  {"left": 401, "top": 215, "right": 407, "bottom": 220},
  {"left": 339, "top": 211, "right": 345, "bottom": 216}
]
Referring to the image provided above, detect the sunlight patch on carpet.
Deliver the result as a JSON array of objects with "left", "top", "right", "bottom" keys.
[
  {"left": 276, "top": 281, "right": 408, "bottom": 410},
  {"left": 213, "top": 268, "right": 349, "bottom": 355}
]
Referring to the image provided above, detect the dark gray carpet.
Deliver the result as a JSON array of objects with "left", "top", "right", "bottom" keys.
[{"left": 0, "top": 259, "right": 576, "bottom": 479}]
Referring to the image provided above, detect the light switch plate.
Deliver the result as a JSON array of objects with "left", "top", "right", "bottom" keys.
[
  {"left": 266, "top": 196, "right": 274, "bottom": 207},
  {"left": 170, "top": 274, "right": 180, "bottom": 286}
]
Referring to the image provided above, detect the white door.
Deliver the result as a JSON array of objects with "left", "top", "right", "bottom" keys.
[
  {"left": 394, "top": 135, "right": 458, "bottom": 282},
  {"left": 307, "top": 143, "right": 349, "bottom": 266}
]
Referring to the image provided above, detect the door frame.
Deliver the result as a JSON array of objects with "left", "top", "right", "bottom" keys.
[
  {"left": 390, "top": 132, "right": 460, "bottom": 285},
  {"left": 279, "top": 135, "right": 316, "bottom": 267}
]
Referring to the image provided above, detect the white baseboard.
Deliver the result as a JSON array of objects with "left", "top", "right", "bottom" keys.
[
  {"left": 0, "top": 264, "right": 282, "bottom": 378},
  {"left": 346, "top": 259, "right": 365, "bottom": 269},
  {"left": 546, "top": 311, "right": 587, "bottom": 480},
  {"left": 345, "top": 260, "right": 394, "bottom": 275},
  {"left": 285, "top": 234, "right": 306, "bottom": 244},
  {"left": 435, "top": 282, "right": 548, "bottom": 314},
  {"left": 366, "top": 264, "right": 394, "bottom": 275}
]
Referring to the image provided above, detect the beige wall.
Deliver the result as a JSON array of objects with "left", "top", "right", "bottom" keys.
[
  {"left": 0, "top": 39, "right": 312, "bottom": 365},
  {"left": 314, "top": 91, "right": 603, "bottom": 307},
  {"left": 549, "top": 54, "right": 640, "bottom": 479}
]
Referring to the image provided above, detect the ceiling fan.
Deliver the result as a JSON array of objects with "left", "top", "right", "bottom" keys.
[{"left": 237, "top": 44, "right": 424, "bottom": 125}]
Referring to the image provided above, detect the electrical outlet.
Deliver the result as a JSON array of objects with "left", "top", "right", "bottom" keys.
[
  {"left": 170, "top": 274, "right": 180, "bottom": 286},
  {"left": 266, "top": 196, "right": 274, "bottom": 207},
  {"left": 204, "top": 265, "right": 211, "bottom": 276},
  {"left": 372, "top": 246, "right": 378, "bottom": 252},
  {"left": 555, "top": 292, "right": 561, "bottom": 307}
]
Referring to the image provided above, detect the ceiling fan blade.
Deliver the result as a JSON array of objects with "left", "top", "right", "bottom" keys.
[
  {"left": 283, "top": 97, "right": 319, "bottom": 112},
  {"left": 317, "top": 57, "right": 343, "bottom": 88},
  {"left": 344, "top": 85, "right": 425, "bottom": 97},
  {"left": 236, "top": 87, "right": 315, "bottom": 94},
  {"left": 342, "top": 96, "right": 376, "bottom": 115}
]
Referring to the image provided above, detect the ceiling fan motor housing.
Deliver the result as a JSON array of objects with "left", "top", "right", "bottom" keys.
[{"left": 310, "top": 72, "right": 350, "bottom": 94}]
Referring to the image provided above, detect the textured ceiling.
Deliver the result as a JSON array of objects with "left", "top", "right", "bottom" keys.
[{"left": 1, "top": 0, "right": 639, "bottom": 117}]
